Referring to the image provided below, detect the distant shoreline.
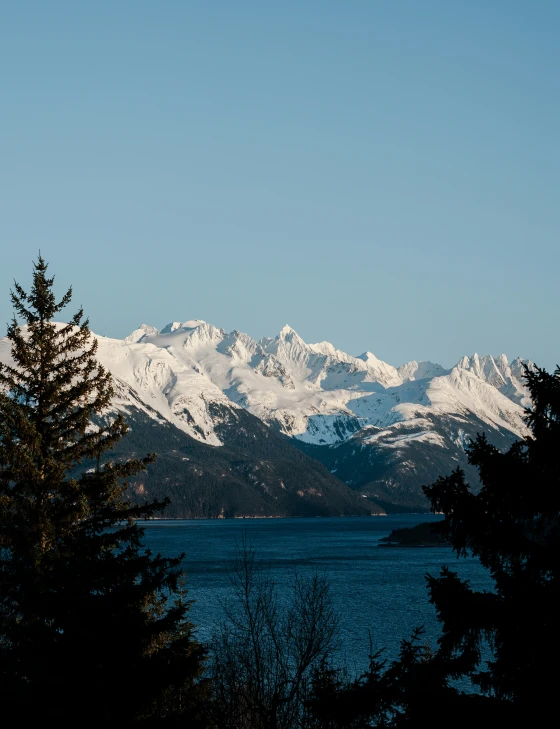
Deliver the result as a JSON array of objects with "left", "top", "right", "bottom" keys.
[
  {"left": 378, "top": 519, "right": 450, "bottom": 547},
  {"left": 140, "top": 512, "right": 438, "bottom": 522}
]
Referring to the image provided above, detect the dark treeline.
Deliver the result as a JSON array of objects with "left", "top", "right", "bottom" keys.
[
  {"left": 0, "top": 259, "right": 558, "bottom": 727},
  {"left": 95, "top": 406, "right": 374, "bottom": 520}
]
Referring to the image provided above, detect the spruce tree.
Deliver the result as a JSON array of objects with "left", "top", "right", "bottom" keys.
[
  {"left": 306, "top": 365, "right": 558, "bottom": 727},
  {"left": 0, "top": 257, "right": 206, "bottom": 727},
  {"left": 422, "top": 364, "right": 560, "bottom": 720}
]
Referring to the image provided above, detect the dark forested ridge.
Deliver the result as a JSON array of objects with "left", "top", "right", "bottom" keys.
[
  {"left": 292, "top": 412, "right": 520, "bottom": 512},
  {"left": 99, "top": 379, "right": 522, "bottom": 517},
  {"left": 97, "top": 392, "right": 382, "bottom": 518}
]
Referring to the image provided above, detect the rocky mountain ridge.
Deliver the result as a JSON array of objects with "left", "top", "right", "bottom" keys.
[{"left": 0, "top": 320, "right": 534, "bottom": 513}]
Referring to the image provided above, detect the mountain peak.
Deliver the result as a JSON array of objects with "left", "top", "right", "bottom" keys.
[
  {"left": 397, "top": 359, "right": 447, "bottom": 382},
  {"left": 278, "top": 324, "right": 301, "bottom": 341},
  {"left": 159, "top": 319, "right": 207, "bottom": 335},
  {"left": 159, "top": 321, "right": 183, "bottom": 334},
  {"left": 357, "top": 351, "right": 382, "bottom": 364},
  {"left": 182, "top": 319, "right": 207, "bottom": 329},
  {"left": 124, "top": 324, "right": 158, "bottom": 344}
]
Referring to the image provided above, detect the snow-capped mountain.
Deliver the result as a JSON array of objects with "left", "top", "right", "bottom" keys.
[
  {"left": 115, "top": 319, "right": 533, "bottom": 511},
  {"left": 0, "top": 323, "right": 376, "bottom": 518},
  {"left": 0, "top": 319, "right": 534, "bottom": 513},
  {"left": 94, "top": 323, "right": 239, "bottom": 446},
  {"left": 119, "top": 319, "right": 530, "bottom": 444}
]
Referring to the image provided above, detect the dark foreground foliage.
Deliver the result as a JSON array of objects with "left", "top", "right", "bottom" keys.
[
  {"left": 0, "top": 258, "right": 206, "bottom": 727},
  {"left": 306, "top": 363, "right": 560, "bottom": 727},
  {"left": 422, "top": 363, "right": 560, "bottom": 721},
  {"left": 209, "top": 539, "right": 340, "bottom": 729}
]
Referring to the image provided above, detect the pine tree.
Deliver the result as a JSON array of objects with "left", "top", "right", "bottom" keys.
[
  {"left": 0, "top": 257, "right": 206, "bottom": 727},
  {"left": 422, "top": 364, "right": 560, "bottom": 720}
]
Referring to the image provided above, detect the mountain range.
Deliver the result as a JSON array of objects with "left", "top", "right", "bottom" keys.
[{"left": 0, "top": 320, "right": 533, "bottom": 517}]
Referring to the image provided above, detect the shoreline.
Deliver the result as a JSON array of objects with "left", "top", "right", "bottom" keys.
[{"left": 141, "top": 512, "right": 436, "bottom": 522}]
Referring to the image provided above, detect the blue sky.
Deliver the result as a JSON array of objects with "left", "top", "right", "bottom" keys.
[{"left": 1, "top": 1, "right": 558, "bottom": 369}]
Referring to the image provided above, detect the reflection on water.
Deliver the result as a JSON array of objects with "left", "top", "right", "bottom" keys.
[{"left": 142, "top": 515, "right": 492, "bottom": 674}]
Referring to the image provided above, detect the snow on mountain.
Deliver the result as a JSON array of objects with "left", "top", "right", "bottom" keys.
[
  {"left": 0, "top": 319, "right": 532, "bottom": 457},
  {"left": 455, "top": 353, "right": 533, "bottom": 408},
  {"left": 397, "top": 360, "right": 448, "bottom": 382},
  {"left": 0, "top": 319, "right": 535, "bottom": 512},
  {"left": 92, "top": 331, "right": 241, "bottom": 446},
  {"left": 105, "top": 320, "right": 531, "bottom": 452},
  {"left": 355, "top": 352, "right": 402, "bottom": 388},
  {"left": 124, "top": 324, "right": 159, "bottom": 344}
]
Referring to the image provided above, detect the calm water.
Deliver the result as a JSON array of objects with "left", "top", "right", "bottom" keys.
[{"left": 142, "top": 515, "right": 492, "bottom": 674}]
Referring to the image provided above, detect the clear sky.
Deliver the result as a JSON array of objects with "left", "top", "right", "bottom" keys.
[{"left": 1, "top": 1, "right": 558, "bottom": 370}]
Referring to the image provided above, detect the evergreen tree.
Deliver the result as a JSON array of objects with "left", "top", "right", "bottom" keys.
[
  {"left": 307, "top": 364, "right": 558, "bottom": 727},
  {"left": 422, "top": 364, "right": 560, "bottom": 720},
  {"left": 0, "top": 257, "right": 206, "bottom": 727}
]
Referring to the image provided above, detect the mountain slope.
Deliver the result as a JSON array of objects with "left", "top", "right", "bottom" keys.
[
  {"left": 127, "top": 320, "right": 529, "bottom": 444},
  {"left": 118, "top": 319, "right": 532, "bottom": 512},
  {"left": 0, "top": 328, "right": 381, "bottom": 518},
  {"left": 100, "top": 391, "right": 379, "bottom": 518},
  {"left": 0, "top": 320, "right": 534, "bottom": 515}
]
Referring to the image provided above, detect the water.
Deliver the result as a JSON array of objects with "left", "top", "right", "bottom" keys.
[{"left": 141, "top": 515, "right": 492, "bottom": 674}]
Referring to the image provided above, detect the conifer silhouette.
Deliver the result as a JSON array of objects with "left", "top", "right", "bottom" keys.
[
  {"left": 423, "top": 363, "right": 560, "bottom": 720},
  {"left": 0, "top": 257, "right": 205, "bottom": 727},
  {"left": 307, "top": 364, "right": 558, "bottom": 727}
]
